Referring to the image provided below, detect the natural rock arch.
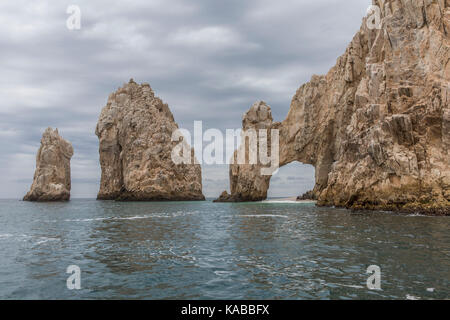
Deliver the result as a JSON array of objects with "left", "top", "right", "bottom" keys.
[
  {"left": 266, "top": 161, "right": 315, "bottom": 198},
  {"left": 216, "top": 0, "right": 450, "bottom": 215},
  {"left": 214, "top": 100, "right": 330, "bottom": 202}
]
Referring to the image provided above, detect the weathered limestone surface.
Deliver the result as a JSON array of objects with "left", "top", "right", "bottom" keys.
[
  {"left": 217, "top": 0, "right": 450, "bottom": 215},
  {"left": 96, "top": 79, "right": 205, "bottom": 201},
  {"left": 24, "top": 128, "right": 73, "bottom": 201}
]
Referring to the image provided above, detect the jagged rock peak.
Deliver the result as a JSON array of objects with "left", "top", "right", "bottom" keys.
[
  {"left": 242, "top": 101, "right": 273, "bottom": 129},
  {"left": 24, "top": 127, "right": 73, "bottom": 202},
  {"left": 96, "top": 80, "right": 205, "bottom": 201}
]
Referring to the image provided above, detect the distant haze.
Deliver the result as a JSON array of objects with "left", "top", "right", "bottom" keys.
[{"left": 0, "top": 0, "right": 370, "bottom": 198}]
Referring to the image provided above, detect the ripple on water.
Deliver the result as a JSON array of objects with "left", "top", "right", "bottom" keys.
[{"left": 0, "top": 199, "right": 448, "bottom": 299}]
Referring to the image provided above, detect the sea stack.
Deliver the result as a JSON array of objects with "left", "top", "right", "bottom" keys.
[
  {"left": 216, "top": 0, "right": 449, "bottom": 215},
  {"left": 24, "top": 128, "right": 73, "bottom": 201},
  {"left": 214, "top": 101, "right": 275, "bottom": 202},
  {"left": 95, "top": 79, "right": 205, "bottom": 201}
]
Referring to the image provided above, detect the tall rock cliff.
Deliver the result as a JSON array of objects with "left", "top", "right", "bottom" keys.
[
  {"left": 217, "top": 0, "right": 450, "bottom": 214},
  {"left": 96, "top": 79, "right": 205, "bottom": 201},
  {"left": 24, "top": 128, "right": 73, "bottom": 201}
]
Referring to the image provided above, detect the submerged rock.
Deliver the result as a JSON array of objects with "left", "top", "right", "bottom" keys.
[
  {"left": 213, "top": 191, "right": 236, "bottom": 203},
  {"left": 24, "top": 128, "right": 73, "bottom": 202},
  {"left": 297, "top": 191, "right": 317, "bottom": 201},
  {"left": 216, "top": 0, "right": 450, "bottom": 215},
  {"left": 95, "top": 79, "right": 205, "bottom": 201}
]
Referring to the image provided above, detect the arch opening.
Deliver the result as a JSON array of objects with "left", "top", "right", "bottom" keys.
[{"left": 267, "top": 161, "right": 315, "bottom": 199}]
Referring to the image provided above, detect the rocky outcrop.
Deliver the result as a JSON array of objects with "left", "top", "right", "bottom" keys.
[
  {"left": 96, "top": 79, "right": 205, "bottom": 201},
  {"left": 297, "top": 190, "right": 317, "bottom": 201},
  {"left": 24, "top": 128, "right": 73, "bottom": 201},
  {"left": 216, "top": 0, "right": 450, "bottom": 215}
]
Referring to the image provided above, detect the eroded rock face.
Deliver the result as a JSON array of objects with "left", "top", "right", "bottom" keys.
[
  {"left": 96, "top": 79, "right": 205, "bottom": 201},
  {"left": 217, "top": 0, "right": 450, "bottom": 214},
  {"left": 24, "top": 128, "right": 73, "bottom": 201},
  {"left": 214, "top": 101, "right": 275, "bottom": 202}
]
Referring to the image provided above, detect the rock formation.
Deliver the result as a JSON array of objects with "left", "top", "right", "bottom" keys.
[
  {"left": 297, "top": 190, "right": 317, "bottom": 201},
  {"left": 214, "top": 101, "right": 276, "bottom": 202},
  {"left": 216, "top": 0, "right": 450, "bottom": 215},
  {"left": 96, "top": 79, "right": 205, "bottom": 201},
  {"left": 24, "top": 128, "right": 73, "bottom": 201}
]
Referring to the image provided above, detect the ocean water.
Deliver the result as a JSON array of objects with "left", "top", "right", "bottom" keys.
[{"left": 0, "top": 199, "right": 448, "bottom": 300}]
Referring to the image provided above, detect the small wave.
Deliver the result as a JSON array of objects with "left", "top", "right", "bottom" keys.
[
  {"left": 338, "top": 284, "right": 365, "bottom": 289},
  {"left": 62, "top": 211, "right": 201, "bottom": 223},
  {"left": 0, "top": 234, "right": 60, "bottom": 246},
  {"left": 0, "top": 234, "right": 29, "bottom": 240},
  {"left": 63, "top": 217, "right": 113, "bottom": 222},
  {"left": 327, "top": 282, "right": 365, "bottom": 289},
  {"left": 214, "top": 270, "right": 232, "bottom": 276},
  {"left": 237, "top": 214, "right": 288, "bottom": 218},
  {"left": 406, "top": 213, "right": 428, "bottom": 217},
  {"left": 262, "top": 200, "right": 316, "bottom": 204},
  {"left": 63, "top": 214, "right": 170, "bottom": 222},
  {"left": 111, "top": 215, "right": 169, "bottom": 220},
  {"left": 406, "top": 294, "right": 421, "bottom": 300},
  {"left": 34, "top": 237, "right": 60, "bottom": 246}
]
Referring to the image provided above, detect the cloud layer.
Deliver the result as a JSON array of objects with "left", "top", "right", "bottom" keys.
[{"left": 0, "top": 0, "right": 370, "bottom": 198}]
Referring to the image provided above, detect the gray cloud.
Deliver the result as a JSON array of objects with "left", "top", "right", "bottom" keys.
[{"left": 0, "top": 0, "right": 370, "bottom": 198}]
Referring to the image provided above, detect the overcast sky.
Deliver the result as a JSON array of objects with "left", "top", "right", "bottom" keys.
[{"left": 0, "top": 0, "right": 370, "bottom": 199}]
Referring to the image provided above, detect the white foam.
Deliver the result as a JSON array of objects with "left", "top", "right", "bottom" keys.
[
  {"left": 62, "top": 210, "right": 202, "bottom": 223},
  {"left": 34, "top": 237, "right": 60, "bottom": 245},
  {"left": 111, "top": 215, "right": 169, "bottom": 220},
  {"left": 0, "top": 233, "right": 29, "bottom": 240},
  {"left": 1, "top": 233, "right": 60, "bottom": 246},
  {"left": 237, "top": 214, "right": 288, "bottom": 218},
  {"left": 63, "top": 214, "right": 170, "bottom": 222},
  {"left": 342, "top": 284, "right": 365, "bottom": 289},
  {"left": 63, "top": 217, "right": 113, "bottom": 222}
]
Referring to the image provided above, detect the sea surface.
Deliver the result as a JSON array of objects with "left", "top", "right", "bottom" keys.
[{"left": 0, "top": 199, "right": 448, "bottom": 300}]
